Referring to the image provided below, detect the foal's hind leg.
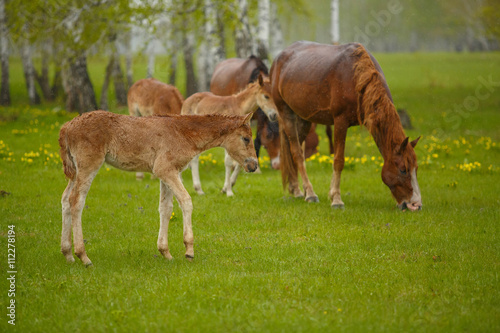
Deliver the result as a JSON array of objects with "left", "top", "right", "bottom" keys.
[
  {"left": 61, "top": 180, "right": 75, "bottom": 262},
  {"left": 190, "top": 155, "right": 205, "bottom": 195},
  {"left": 157, "top": 180, "right": 174, "bottom": 260},
  {"left": 69, "top": 167, "right": 101, "bottom": 266}
]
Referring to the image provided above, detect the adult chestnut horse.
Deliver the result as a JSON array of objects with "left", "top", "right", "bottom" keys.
[
  {"left": 270, "top": 41, "right": 422, "bottom": 211},
  {"left": 210, "top": 56, "right": 281, "bottom": 170}
]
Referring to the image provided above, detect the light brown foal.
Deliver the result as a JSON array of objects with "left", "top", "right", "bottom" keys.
[
  {"left": 59, "top": 111, "right": 257, "bottom": 266},
  {"left": 182, "top": 74, "right": 278, "bottom": 196}
]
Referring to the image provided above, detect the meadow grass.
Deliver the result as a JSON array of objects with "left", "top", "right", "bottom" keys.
[{"left": 0, "top": 52, "right": 499, "bottom": 332}]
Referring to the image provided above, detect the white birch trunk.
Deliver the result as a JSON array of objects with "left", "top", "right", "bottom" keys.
[
  {"left": 147, "top": 43, "right": 155, "bottom": 78},
  {"left": 331, "top": 0, "right": 340, "bottom": 44},
  {"left": 256, "top": 0, "right": 270, "bottom": 63},
  {"left": 0, "top": 0, "right": 10, "bottom": 105},
  {"left": 235, "top": 0, "right": 252, "bottom": 58},
  {"left": 199, "top": 0, "right": 223, "bottom": 91},
  {"left": 20, "top": 38, "right": 37, "bottom": 104},
  {"left": 270, "top": 2, "right": 284, "bottom": 60}
]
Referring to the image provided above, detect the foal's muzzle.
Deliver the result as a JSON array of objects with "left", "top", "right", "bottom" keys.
[{"left": 244, "top": 158, "right": 258, "bottom": 173}]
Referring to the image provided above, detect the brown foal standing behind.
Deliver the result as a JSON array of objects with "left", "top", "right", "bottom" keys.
[
  {"left": 182, "top": 74, "right": 278, "bottom": 197},
  {"left": 59, "top": 111, "right": 257, "bottom": 266}
]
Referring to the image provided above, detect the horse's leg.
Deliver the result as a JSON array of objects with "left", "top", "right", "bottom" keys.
[
  {"left": 253, "top": 117, "right": 263, "bottom": 174},
  {"left": 69, "top": 167, "right": 100, "bottom": 266},
  {"left": 328, "top": 118, "right": 348, "bottom": 208},
  {"left": 162, "top": 174, "right": 194, "bottom": 259},
  {"left": 61, "top": 180, "right": 75, "bottom": 262},
  {"left": 190, "top": 155, "right": 204, "bottom": 195},
  {"left": 281, "top": 106, "right": 319, "bottom": 202},
  {"left": 326, "top": 125, "right": 334, "bottom": 155},
  {"left": 230, "top": 164, "right": 241, "bottom": 187},
  {"left": 157, "top": 180, "right": 174, "bottom": 260},
  {"left": 222, "top": 150, "right": 235, "bottom": 197}
]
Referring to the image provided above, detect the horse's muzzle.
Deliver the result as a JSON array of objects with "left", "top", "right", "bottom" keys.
[
  {"left": 398, "top": 201, "right": 422, "bottom": 211},
  {"left": 244, "top": 158, "right": 258, "bottom": 173}
]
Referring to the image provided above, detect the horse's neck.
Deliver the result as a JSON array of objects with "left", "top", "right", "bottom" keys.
[
  {"left": 234, "top": 84, "right": 259, "bottom": 115},
  {"left": 367, "top": 107, "right": 406, "bottom": 161}
]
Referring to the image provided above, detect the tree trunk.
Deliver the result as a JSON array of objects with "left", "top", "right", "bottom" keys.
[
  {"left": 147, "top": 40, "right": 155, "bottom": 78},
  {"left": 0, "top": 0, "right": 10, "bottom": 105},
  {"left": 330, "top": 0, "right": 340, "bottom": 44},
  {"left": 269, "top": 3, "right": 284, "bottom": 60},
  {"left": 235, "top": 0, "right": 253, "bottom": 58},
  {"left": 51, "top": 68, "right": 62, "bottom": 100},
  {"left": 68, "top": 55, "right": 97, "bottom": 114},
  {"left": 183, "top": 31, "right": 197, "bottom": 97},
  {"left": 20, "top": 38, "right": 40, "bottom": 105},
  {"left": 256, "top": 0, "right": 270, "bottom": 64},
  {"left": 100, "top": 55, "right": 114, "bottom": 110},
  {"left": 124, "top": 29, "right": 134, "bottom": 88},
  {"left": 35, "top": 40, "right": 53, "bottom": 101},
  {"left": 112, "top": 55, "right": 127, "bottom": 106}
]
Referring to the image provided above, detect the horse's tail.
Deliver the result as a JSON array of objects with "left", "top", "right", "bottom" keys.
[
  {"left": 58, "top": 124, "right": 76, "bottom": 181},
  {"left": 278, "top": 117, "right": 296, "bottom": 192}
]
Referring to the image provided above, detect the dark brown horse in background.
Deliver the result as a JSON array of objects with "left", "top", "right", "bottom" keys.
[{"left": 270, "top": 41, "right": 422, "bottom": 211}]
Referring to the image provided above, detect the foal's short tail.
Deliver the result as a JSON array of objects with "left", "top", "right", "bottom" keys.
[
  {"left": 278, "top": 117, "right": 297, "bottom": 192},
  {"left": 58, "top": 125, "right": 76, "bottom": 181}
]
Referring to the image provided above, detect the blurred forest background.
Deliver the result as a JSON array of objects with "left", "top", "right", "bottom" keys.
[{"left": 0, "top": 0, "right": 499, "bottom": 112}]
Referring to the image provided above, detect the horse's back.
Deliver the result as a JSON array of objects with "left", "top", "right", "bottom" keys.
[
  {"left": 271, "top": 42, "right": 371, "bottom": 124},
  {"left": 128, "top": 78, "right": 183, "bottom": 116}
]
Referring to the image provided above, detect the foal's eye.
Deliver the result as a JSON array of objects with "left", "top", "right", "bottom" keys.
[
  {"left": 243, "top": 137, "right": 251, "bottom": 145},
  {"left": 264, "top": 95, "right": 270, "bottom": 100}
]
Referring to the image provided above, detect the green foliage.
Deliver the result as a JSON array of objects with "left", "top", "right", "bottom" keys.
[{"left": 0, "top": 52, "right": 499, "bottom": 332}]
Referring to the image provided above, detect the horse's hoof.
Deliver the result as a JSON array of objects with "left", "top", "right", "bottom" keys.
[
  {"left": 84, "top": 261, "right": 93, "bottom": 268},
  {"left": 185, "top": 254, "right": 194, "bottom": 262},
  {"left": 305, "top": 195, "right": 319, "bottom": 203},
  {"left": 331, "top": 203, "right": 345, "bottom": 209}
]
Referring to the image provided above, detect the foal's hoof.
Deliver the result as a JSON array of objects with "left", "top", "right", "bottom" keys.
[
  {"left": 305, "top": 195, "right": 319, "bottom": 203},
  {"left": 84, "top": 261, "right": 93, "bottom": 268},
  {"left": 185, "top": 254, "right": 194, "bottom": 262},
  {"left": 331, "top": 203, "right": 345, "bottom": 210}
]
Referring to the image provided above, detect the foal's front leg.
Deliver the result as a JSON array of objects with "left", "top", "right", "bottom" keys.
[
  {"left": 222, "top": 150, "right": 237, "bottom": 197},
  {"left": 158, "top": 181, "right": 174, "bottom": 260}
]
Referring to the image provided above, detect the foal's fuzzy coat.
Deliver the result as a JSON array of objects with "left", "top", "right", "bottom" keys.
[
  {"left": 182, "top": 74, "right": 278, "bottom": 196},
  {"left": 59, "top": 111, "right": 257, "bottom": 265}
]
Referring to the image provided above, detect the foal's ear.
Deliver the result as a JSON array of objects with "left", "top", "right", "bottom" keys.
[
  {"left": 258, "top": 74, "right": 264, "bottom": 86},
  {"left": 241, "top": 112, "right": 253, "bottom": 125},
  {"left": 397, "top": 137, "right": 409, "bottom": 154},
  {"left": 410, "top": 136, "right": 421, "bottom": 148}
]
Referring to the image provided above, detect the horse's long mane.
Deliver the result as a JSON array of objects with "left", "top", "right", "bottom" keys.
[
  {"left": 351, "top": 45, "right": 406, "bottom": 154},
  {"left": 248, "top": 55, "right": 269, "bottom": 83}
]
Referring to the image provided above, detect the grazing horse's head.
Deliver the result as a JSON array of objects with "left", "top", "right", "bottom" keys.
[
  {"left": 381, "top": 136, "right": 422, "bottom": 211},
  {"left": 255, "top": 74, "right": 279, "bottom": 122},
  {"left": 222, "top": 113, "right": 259, "bottom": 173}
]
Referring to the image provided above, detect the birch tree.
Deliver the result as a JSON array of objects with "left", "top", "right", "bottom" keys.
[
  {"left": 0, "top": 0, "right": 9, "bottom": 105},
  {"left": 256, "top": 0, "right": 270, "bottom": 63},
  {"left": 235, "top": 0, "right": 253, "bottom": 58},
  {"left": 330, "top": 0, "right": 339, "bottom": 44}
]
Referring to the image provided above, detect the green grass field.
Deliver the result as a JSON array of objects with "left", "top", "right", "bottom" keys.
[{"left": 0, "top": 52, "right": 499, "bottom": 332}]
